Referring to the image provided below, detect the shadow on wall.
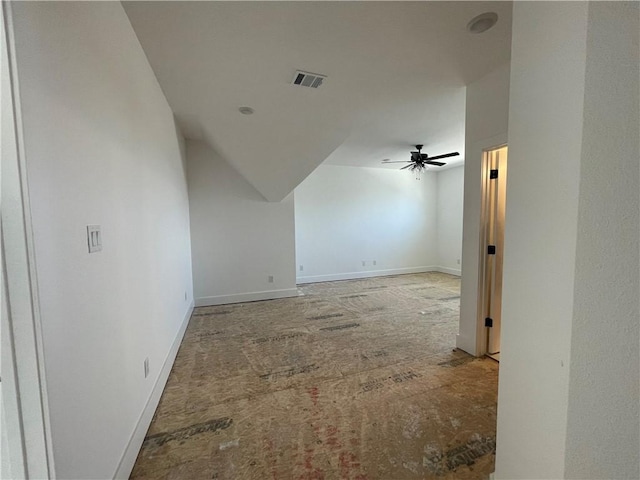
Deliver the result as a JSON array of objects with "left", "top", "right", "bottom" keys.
[{"left": 186, "top": 140, "right": 297, "bottom": 305}]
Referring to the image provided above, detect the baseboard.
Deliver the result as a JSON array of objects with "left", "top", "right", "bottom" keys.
[
  {"left": 296, "top": 266, "right": 438, "bottom": 284},
  {"left": 434, "top": 266, "right": 461, "bottom": 276},
  {"left": 456, "top": 333, "right": 478, "bottom": 357},
  {"left": 195, "top": 288, "right": 299, "bottom": 307},
  {"left": 113, "top": 301, "right": 193, "bottom": 479}
]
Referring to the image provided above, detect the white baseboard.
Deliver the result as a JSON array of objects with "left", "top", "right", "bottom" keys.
[
  {"left": 195, "top": 288, "right": 299, "bottom": 307},
  {"left": 296, "top": 266, "right": 438, "bottom": 284},
  {"left": 113, "top": 301, "right": 193, "bottom": 479},
  {"left": 456, "top": 333, "right": 477, "bottom": 357},
  {"left": 434, "top": 266, "right": 461, "bottom": 276}
]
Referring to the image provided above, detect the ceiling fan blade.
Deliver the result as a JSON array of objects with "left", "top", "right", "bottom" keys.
[
  {"left": 427, "top": 152, "right": 460, "bottom": 161},
  {"left": 400, "top": 164, "right": 413, "bottom": 170},
  {"left": 425, "top": 161, "right": 446, "bottom": 166},
  {"left": 382, "top": 161, "right": 412, "bottom": 164}
]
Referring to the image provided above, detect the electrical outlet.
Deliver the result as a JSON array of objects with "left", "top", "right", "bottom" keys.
[
  {"left": 299, "top": 265, "right": 304, "bottom": 271},
  {"left": 457, "top": 259, "right": 461, "bottom": 265},
  {"left": 268, "top": 275, "right": 274, "bottom": 283},
  {"left": 144, "top": 357, "right": 150, "bottom": 378},
  {"left": 362, "top": 261, "right": 366, "bottom": 267},
  {"left": 373, "top": 260, "right": 377, "bottom": 266}
]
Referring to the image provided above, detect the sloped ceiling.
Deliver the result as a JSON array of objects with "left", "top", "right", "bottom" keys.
[{"left": 123, "top": 1, "right": 512, "bottom": 201}]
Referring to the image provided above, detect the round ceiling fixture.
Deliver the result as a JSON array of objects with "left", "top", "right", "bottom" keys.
[
  {"left": 238, "top": 106, "right": 254, "bottom": 115},
  {"left": 467, "top": 12, "right": 498, "bottom": 34}
]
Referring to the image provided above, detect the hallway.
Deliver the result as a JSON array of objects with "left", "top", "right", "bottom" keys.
[{"left": 131, "top": 273, "right": 498, "bottom": 479}]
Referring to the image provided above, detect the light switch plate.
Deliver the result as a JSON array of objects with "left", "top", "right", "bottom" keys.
[{"left": 87, "top": 225, "right": 102, "bottom": 253}]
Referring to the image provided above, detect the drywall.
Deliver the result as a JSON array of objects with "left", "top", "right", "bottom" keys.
[
  {"left": 10, "top": 3, "right": 193, "bottom": 479},
  {"left": 457, "top": 63, "right": 510, "bottom": 355},
  {"left": 436, "top": 166, "right": 464, "bottom": 276},
  {"left": 187, "top": 140, "right": 297, "bottom": 305},
  {"left": 495, "top": 2, "right": 588, "bottom": 478},
  {"left": 294, "top": 165, "right": 438, "bottom": 283},
  {"left": 497, "top": 4, "right": 640, "bottom": 478},
  {"left": 564, "top": 2, "right": 639, "bottom": 478}
]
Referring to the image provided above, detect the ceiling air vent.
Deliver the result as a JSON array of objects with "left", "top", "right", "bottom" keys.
[{"left": 291, "top": 70, "right": 326, "bottom": 89}]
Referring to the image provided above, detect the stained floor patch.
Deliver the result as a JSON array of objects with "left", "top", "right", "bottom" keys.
[
  {"left": 319, "top": 322, "right": 361, "bottom": 332},
  {"left": 307, "top": 313, "right": 345, "bottom": 321},
  {"left": 142, "top": 417, "right": 233, "bottom": 450},
  {"left": 130, "top": 272, "right": 498, "bottom": 479},
  {"left": 438, "top": 356, "right": 475, "bottom": 368}
]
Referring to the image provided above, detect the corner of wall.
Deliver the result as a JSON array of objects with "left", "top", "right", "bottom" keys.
[
  {"left": 187, "top": 141, "right": 297, "bottom": 303},
  {"left": 458, "top": 59, "right": 511, "bottom": 360}
]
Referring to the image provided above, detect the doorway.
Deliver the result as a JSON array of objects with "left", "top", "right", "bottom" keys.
[{"left": 479, "top": 145, "right": 508, "bottom": 360}]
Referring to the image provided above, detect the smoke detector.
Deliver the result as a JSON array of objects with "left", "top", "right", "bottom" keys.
[
  {"left": 291, "top": 70, "right": 327, "bottom": 89},
  {"left": 467, "top": 12, "right": 498, "bottom": 34}
]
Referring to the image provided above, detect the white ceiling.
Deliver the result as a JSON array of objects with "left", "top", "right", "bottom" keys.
[{"left": 123, "top": 1, "right": 512, "bottom": 201}]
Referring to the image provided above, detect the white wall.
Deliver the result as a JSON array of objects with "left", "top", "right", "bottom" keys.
[
  {"left": 294, "top": 164, "right": 438, "bottom": 283},
  {"left": 496, "top": 2, "right": 639, "bottom": 479},
  {"left": 457, "top": 63, "right": 510, "bottom": 356},
  {"left": 10, "top": 3, "right": 194, "bottom": 479},
  {"left": 187, "top": 140, "right": 297, "bottom": 305},
  {"left": 436, "top": 166, "right": 464, "bottom": 276},
  {"left": 564, "top": 2, "right": 639, "bottom": 477},
  {"left": 496, "top": 4, "right": 587, "bottom": 476}
]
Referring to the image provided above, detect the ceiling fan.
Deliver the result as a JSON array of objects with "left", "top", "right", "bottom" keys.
[{"left": 383, "top": 145, "right": 459, "bottom": 177}]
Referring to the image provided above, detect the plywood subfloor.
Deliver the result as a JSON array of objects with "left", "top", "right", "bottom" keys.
[{"left": 131, "top": 272, "right": 498, "bottom": 480}]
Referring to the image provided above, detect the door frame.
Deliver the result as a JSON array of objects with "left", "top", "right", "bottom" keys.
[
  {"left": 2, "top": 3, "right": 55, "bottom": 477},
  {"left": 472, "top": 139, "right": 508, "bottom": 357},
  {"left": 477, "top": 144, "right": 508, "bottom": 357}
]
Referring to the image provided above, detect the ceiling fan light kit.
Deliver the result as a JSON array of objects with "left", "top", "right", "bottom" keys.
[{"left": 383, "top": 145, "right": 459, "bottom": 179}]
